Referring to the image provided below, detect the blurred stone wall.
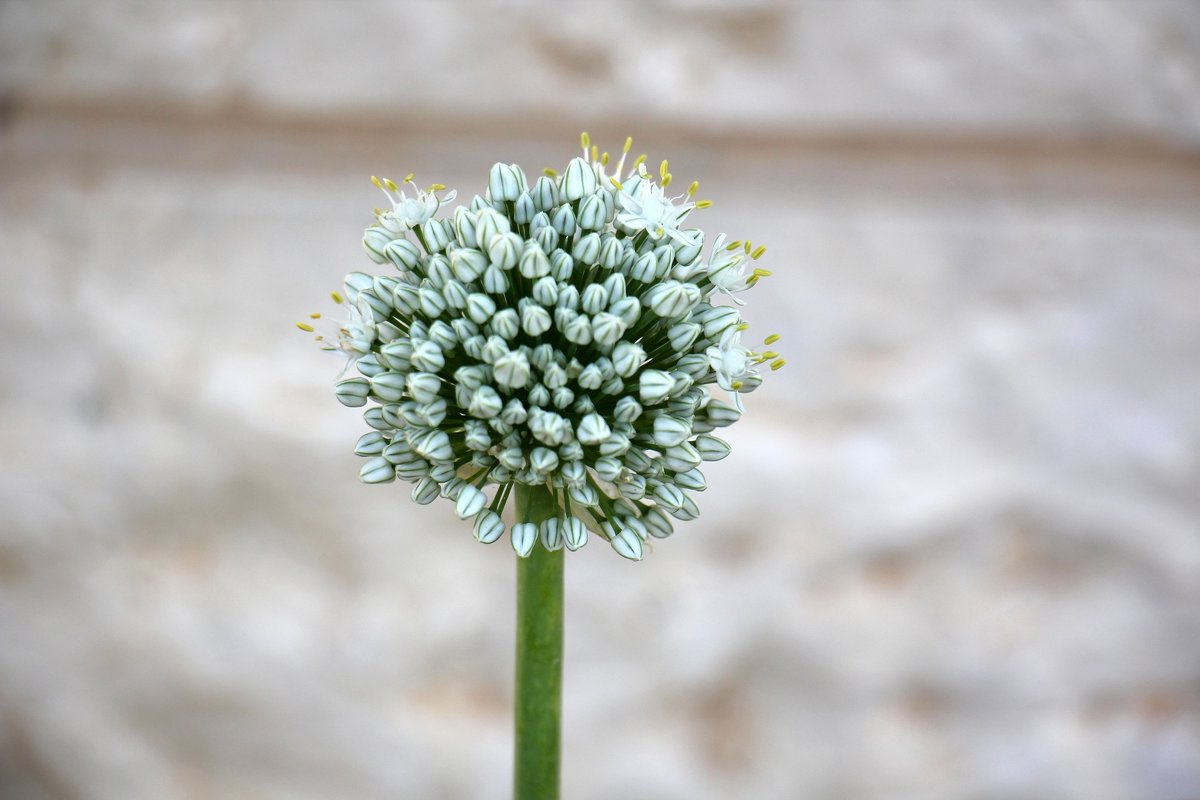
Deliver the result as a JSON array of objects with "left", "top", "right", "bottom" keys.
[{"left": 1, "top": 1, "right": 1199, "bottom": 799}]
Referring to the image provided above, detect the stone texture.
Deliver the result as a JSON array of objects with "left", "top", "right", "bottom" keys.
[{"left": 1, "top": 2, "right": 1199, "bottom": 799}]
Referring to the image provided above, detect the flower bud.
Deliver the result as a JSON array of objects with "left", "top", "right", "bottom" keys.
[
  {"left": 468, "top": 386, "right": 503, "bottom": 419},
  {"left": 335, "top": 377, "right": 371, "bottom": 407},
  {"left": 511, "top": 522, "right": 538, "bottom": 557},
  {"left": 456, "top": 485, "right": 487, "bottom": 518},
  {"left": 360, "top": 457, "right": 396, "bottom": 484},
  {"left": 571, "top": 232, "right": 601, "bottom": 264},
  {"left": 406, "top": 372, "right": 442, "bottom": 404},
  {"left": 673, "top": 468, "right": 707, "bottom": 492},
  {"left": 383, "top": 237, "right": 422, "bottom": 271},
  {"left": 577, "top": 194, "right": 606, "bottom": 231},
  {"left": 363, "top": 227, "right": 392, "bottom": 263},
  {"left": 540, "top": 518, "right": 563, "bottom": 551},
  {"left": 610, "top": 528, "right": 643, "bottom": 561},
  {"left": 562, "top": 157, "right": 597, "bottom": 201},
  {"left": 576, "top": 413, "right": 611, "bottom": 446},
  {"left": 639, "top": 370, "right": 674, "bottom": 405},
  {"left": 563, "top": 517, "right": 587, "bottom": 551},
  {"left": 474, "top": 510, "right": 506, "bottom": 544},
  {"left": 530, "top": 447, "right": 559, "bottom": 474}
]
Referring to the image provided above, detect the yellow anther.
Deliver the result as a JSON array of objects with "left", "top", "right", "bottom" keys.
[
  {"left": 770, "top": 358, "right": 786, "bottom": 371},
  {"left": 659, "top": 159, "right": 669, "bottom": 180},
  {"left": 429, "top": 183, "right": 446, "bottom": 191},
  {"left": 580, "top": 131, "right": 590, "bottom": 149},
  {"left": 331, "top": 291, "right": 344, "bottom": 304},
  {"left": 370, "top": 175, "right": 383, "bottom": 188},
  {"left": 632, "top": 153, "right": 647, "bottom": 170},
  {"left": 315, "top": 335, "right": 325, "bottom": 342},
  {"left": 695, "top": 200, "right": 713, "bottom": 209},
  {"left": 736, "top": 323, "right": 749, "bottom": 331},
  {"left": 687, "top": 180, "right": 699, "bottom": 196},
  {"left": 752, "top": 268, "right": 773, "bottom": 277},
  {"left": 744, "top": 241, "right": 752, "bottom": 254},
  {"left": 590, "top": 144, "right": 599, "bottom": 162},
  {"left": 623, "top": 136, "right": 633, "bottom": 153},
  {"left": 751, "top": 245, "right": 767, "bottom": 259},
  {"left": 609, "top": 176, "right": 624, "bottom": 190},
  {"left": 296, "top": 322, "right": 315, "bottom": 332},
  {"left": 383, "top": 178, "right": 399, "bottom": 192},
  {"left": 726, "top": 240, "right": 742, "bottom": 251},
  {"left": 373, "top": 207, "right": 383, "bottom": 216},
  {"left": 543, "top": 167, "right": 559, "bottom": 178},
  {"left": 661, "top": 173, "right": 673, "bottom": 188},
  {"left": 309, "top": 312, "right": 321, "bottom": 319},
  {"left": 746, "top": 275, "right": 760, "bottom": 287},
  {"left": 758, "top": 350, "right": 779, "bottom": 361},
  {"left": 764, "top": 333, "right": 780, "bottom": 345},
  {"left": 403, "top": 172, "right": 414, "bottom": 184},
  {"left": 601, "top": 151, "right": 610, "bottom": 165},
  {"left": 731, "top": 380, "right": 744, "bottom": 390}
]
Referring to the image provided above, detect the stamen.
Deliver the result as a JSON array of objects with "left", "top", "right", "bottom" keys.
[
  {"left": 752, "top": 268, "right": 772, "bottom": 277},
  {"left": 309, "top": 312, "right": 321, "bottom": 319},
  {"left": 296, "top": 322, "right": 315, "bottom": 332},
  {"left": 623, "top": 136, "right": 633, "bottom": 153},
  {"left": 580, "top": 131, "right": 590, "bottom": 150},
  {"left": 695, "top": 200, "right": 713, "bottom": 209},
  {"left": 661, "top": 173, "right": 673, "bottom": 188},
  {"left": 600, "top": 151, "right": 610, "bottom": 166},
  {"left": 429, "top": 183, "right": 446, "bottom": 191},
  {"left": 751, "top": 245, "right": 767, "bottom": 259},
  {"left": 403, "top": 172, "right": 415, "bottom": 184},
  {"left": 331, "top": 291, "right": 344, "bottom": 304},
  {"left": 383, "top": 178, "right": 399, "bottom": 192},
  {"left": 590, "top": 144, "right": 599, "bottom": 162},
  {"left": 609, "top": 177, "right": 624, "bottom": 190},
  {"left": 743, "top": 241, "right": 752, "bottom": 254},
  {"left": 543, "top": 167, "right": 559, "bottom": 178},
  {"left": 370, "top": 175, "right": 383, "bottom": 189},
  {"left": 659, "top": 159, "right": 669, "bottom": 180},
  {"left": 726, "top": 240, "right": 742, "bottom": 251},
  {"left": 764, "top": 333, "right": 780, "bottom": 345},
  {"left": 736, "top": 323, "right": 749, "bottom": 331},
  {"left": 770, "top": 358, "right": 786, "bottom": 371},
  {"left": 687, "top": 180, "right": 699, "bottom": 197},
  {"left": 731, "top": 380, "right": 744, "bottom": 390}
]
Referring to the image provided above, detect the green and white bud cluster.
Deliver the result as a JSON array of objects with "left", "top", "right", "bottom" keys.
[{"left": 302, "top": 134, "right": 784, "bottom": 561}]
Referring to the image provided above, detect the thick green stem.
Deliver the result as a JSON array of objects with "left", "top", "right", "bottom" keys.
[{"left": 513, "top": 483, "right": 563, "bottom": 800}]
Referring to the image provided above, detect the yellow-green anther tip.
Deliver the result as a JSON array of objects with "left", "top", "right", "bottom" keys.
[
  {"left": 623, "top": 136, "right": 633, "bottom": 152},
  {"left": 543, "top": 168, "right": 558, "bottom": 177},
  {"left": 736, "top": 323, "right": 749, "bottom": 331},
  {"left": 662, "top": 173, "right": 673, "bottom": 188},
  {"left": 309, "top": 312, "right": 321, "bottom": 319},
  {"left": 331, "top": 291, "right": 344, "bottom": 303},
  {"left": 751, "top": 246, "right": 767, "bottom": 259},
  {"left": 726, "top": 240, "right": 742, "bottom": 250},
  {"left": 696, "top": 200, "right": 713, "bottom": 209},
  {"left": 659, "top": 159, "right": 669, "bottom": 179},
  {"left": 403, "top": 172, "right": 414, "bottom": 183},
  {"left": 770, "top": 359, "right": 787, "bottom": 370},
  {"left": 384, "top": 178, "right": 399, "bottom": 191},
  {"left": 764, "top": 333, "right": 781, "bottom": 344},
  {"left": 580, "top": 131, "right": 590, "bottom": 148},
  {"left": 296, "top": 322, "right": 315, "bottom": 332},
  {"left": 370, "top": 175, "right": 382, "bottom": 187},
  {"left": 609, "top": 177, "right": 623, "bottom": 190}
]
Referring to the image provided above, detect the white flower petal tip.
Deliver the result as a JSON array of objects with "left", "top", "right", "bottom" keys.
[{"left": 610, "top": 529, "right": 644, "bottom": 561}]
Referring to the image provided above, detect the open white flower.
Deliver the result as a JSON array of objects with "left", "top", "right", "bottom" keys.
[
  {"left": 616, "top": 178, "right": 701, "bottom": 249},
  {"left": 706, "top": 327, "right": 754, "bottom": 410},
  {"left": 704, "top": 233, "right": 752, "bottom": 303},
  {"left": 374, "top": 177, "right": 457, "bottom": 234}
]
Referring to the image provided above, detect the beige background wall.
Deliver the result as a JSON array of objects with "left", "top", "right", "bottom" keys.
[{"left": 2, "top": 2, "right": 1199, "bottom": 798}]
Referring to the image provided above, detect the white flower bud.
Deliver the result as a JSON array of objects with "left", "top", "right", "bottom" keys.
[
  {"left": 702, "top": 306, "right": 741, "bottom": 339},
  {"left": 617, "top": 474, "right": 647, "bottom": 500},
  {"left": 572, "top": 232, "right": 601, "bottom": 264},
  {"left": 456, "top": 485, "right": 487, "bottom": 518},
  {"left": 528, "top": 383, "right": 551, "bottom": 408},
  {"left": 550, "top": 250, "right": 574, "bottom": 281},
  {"left": 662, "top": 441, "right": 702, "bottom": 472},
  {"left": 610, "top": 529, "right": 643, "bottom": 561},
  {"left": 363, "top": 227, "right": 392, "bottom": 263},
  {"left": 385, "top": 239, "right": 425, "bottom": 274},
  {"left": 563, "top": 316, "right": 592, "bottom": 345},
  {"left": 577, "top": 194, "right": 606, "bottom": 231},
  {"left": 411, "top": 477, "right": 440, "bottom": 505},
  {"left": 359, "top": 457, "right": 396, "bottom": 484},
  {"left": 630, "top": 252, "right": 657, "bottom": 283},
  {"left": 421, "top": 218, "right": 452, "bottom": 252},
  {"left": 612, "top": 396, "right": 641, "bottom": 423},
  {"left": 563, "top": 517, "right": 587, "bottom": 551},
  {"left": 609, "top": 296, "right": 641, "bottom": 327},
  {"left": 468, "top": 386, "right": 503, "bottom": 419},
  {"left": 450, "top": 247, "right": 488, "bottom": 282},
  {"left": 406, "top": 372, "right": 442, "bottom": 404},
  {"left": 532, "top": 175, "right": 559, "bottom": 211},
  {"left": 576, "top": 413, "right": 611, "bottom": 446},
  {"left": 562, "top": 157, "right": 597, "bottom": 201},
  {"left": 511, "top": 522, "right": 538, "bottom": 557},
  {"left": 465, "top": 293, "right": 497, "bottom": 325},
  {"left": 418, "top": 286, "right": 446, "bottom": 318},
  {"left": 335, "top": 377, "right": 371, "bottom": 407},
  {"left": 492, "top": 350, "right": 530, "bottom": 390},
  {"left": 552, "top": 386, "right": 575, "bottom": 409},
  {"left": 594, "top": 456, "right": 622, "bottom": 483},
  {"left": 453, "top": 207, "right": 479, "bottom": 247},
  {"left": 520, "top": 304, "right": 551, "bottom": 337},
  {"left": 551, "top": 204, "right": 577, "bottom": 237},
  {"left": 369, "top": 372, "right": 407, "bottom": 403},
  {"left": 488, "top": 231, "right": 523, "bottom": 270},
  {"left": 408, "top": 340, "right": 445, "bottom": 373},
  {"left": 540, "top": 517, "right": 563, "bottom": 551},
  {"left": 591, "top": 313, "right": 626, "bottom": 348},
  {"left": 598, "top": 432, "right": 631, "bottom": 457},
  {"left": 639, "top": 370, "right": 674, "bottom": 405},
  {"left": 474, "top": 510, "right": 506, "bottom": 544},
  {"left": 530, "top": 447, "right": 559, "bottom": 474},
  {"left": 489, "top": 162, "right": 522, "bottom": 202},
  {"left": 518, "top": 241, "right": 551, "bottom": 279},
  {"left": 706, "top": 398, "right": 742, "bottom": 427},
  {"left": 674, "top": 468, "right": 707, "bottom": 492},
  {"left": 480, "top": 264, "right": 508, "bottom": 295},
  {"left": 599, "top": 236, "right": 625, "bottom": 270},
  {"left": 668, "top": 322, "right": 701, "bottom": 353},
  {"left": 354, "top": 431, "right": 388, "bottom": 456},
  {"left": 694, "top": 434, "right": 732, "bottom": 461},
  {"left": 530, "top": 276, "right": 558, "bottom": 306}
]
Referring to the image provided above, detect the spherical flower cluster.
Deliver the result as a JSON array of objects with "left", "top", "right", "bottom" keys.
[{"left": 300, "top": 135, "right": 784, "bottom": 560}]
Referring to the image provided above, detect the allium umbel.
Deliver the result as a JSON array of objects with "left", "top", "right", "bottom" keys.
[{"left": 301, "top": 135, "right": 784, "bottom": 561}]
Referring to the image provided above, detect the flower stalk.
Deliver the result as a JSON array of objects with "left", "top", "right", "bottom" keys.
[{"left": 513, "top": 482, "right": 564, "bottom": 800}]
